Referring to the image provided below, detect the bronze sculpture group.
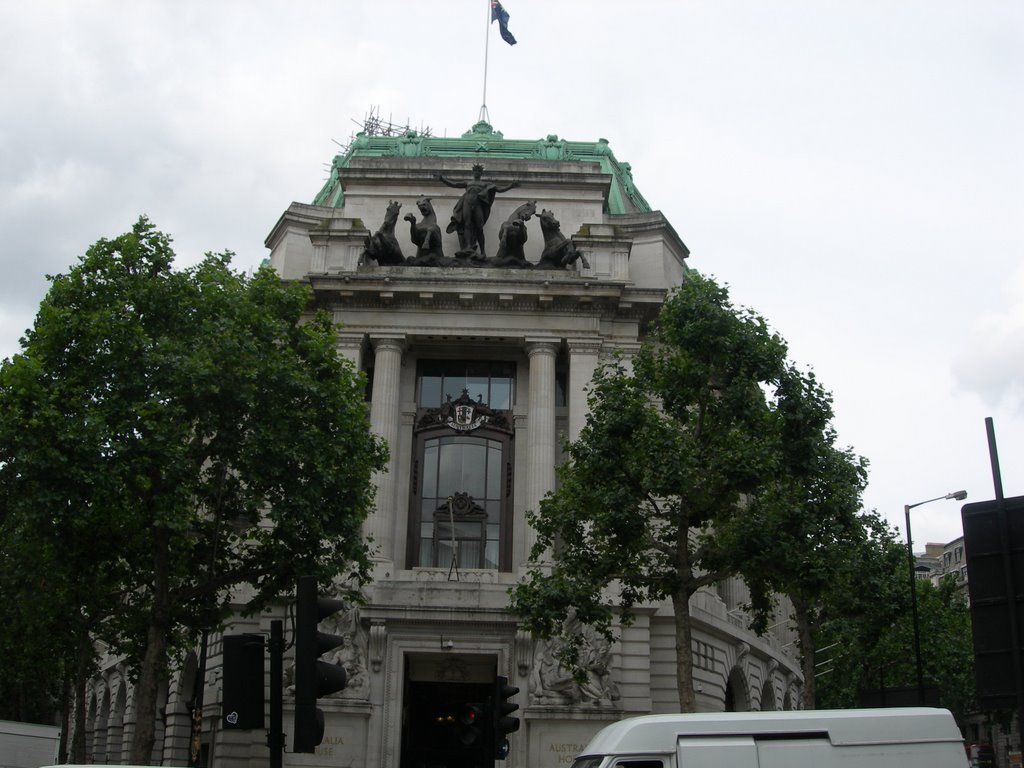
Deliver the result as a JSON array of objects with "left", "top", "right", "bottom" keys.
[{"left": 360, "top": 165, "right": 588, "bottom": 270}]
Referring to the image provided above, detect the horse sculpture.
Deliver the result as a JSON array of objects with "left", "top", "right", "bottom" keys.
[
  {"left": 536, "top": 209, "right": 590, "bottom": 270},
  {"left": 404, "top": 196, "right": 448, "bottom": 266},
  {"left": 493, "top": 200, "right": 537, "bottom": 268},
  {"left": 360, "top": 200, "right": 405, "bottom": 266}
]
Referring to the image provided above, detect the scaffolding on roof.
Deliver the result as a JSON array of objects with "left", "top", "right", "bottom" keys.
[{"left": 333, "top": 106, "right": 433, "bottom": 158}]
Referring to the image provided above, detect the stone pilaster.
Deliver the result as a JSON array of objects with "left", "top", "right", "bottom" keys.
[
  {"left": 567, "top": 338, "right": 602, "bottom": 443},
  {"left": 334, "top": 332, "right": 365, "bottom": 368}
]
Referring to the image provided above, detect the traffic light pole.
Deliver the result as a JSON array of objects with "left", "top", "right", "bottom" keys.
[
  {"left": 986, "top": 418, "right": 1024, "bottom": 757},
  {"left": 268, "top": 619, "right": 284, "bottom": 768}
]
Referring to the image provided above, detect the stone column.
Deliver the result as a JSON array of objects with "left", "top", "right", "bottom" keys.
[
  {"left": 567, "top": 338, "right": 602, "bottom": 443},
  {"left": 367, "top": 335, "right": 405, "bottom": 565},
  {"left": 524, "top": 339, "right": 560, "bottom": 556}
]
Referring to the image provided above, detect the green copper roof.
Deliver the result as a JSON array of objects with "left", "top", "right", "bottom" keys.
[{"left": 313, "top": 121, "right": 652, "bottom": 215}]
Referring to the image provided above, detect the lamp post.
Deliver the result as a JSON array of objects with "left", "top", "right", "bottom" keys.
[{"left": 905, "top": 489, "right": 967, "bottom": 705}]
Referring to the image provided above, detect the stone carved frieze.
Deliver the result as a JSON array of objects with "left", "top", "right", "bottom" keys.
[
  {"left": 284, "top": 602, "right": 371, "bottom": 701},
  {"left": 528, "top": 618, "right": 620, "bottom": 708},
  {"left": 322, "top": 605, "right": 370, "bottom": 700}
]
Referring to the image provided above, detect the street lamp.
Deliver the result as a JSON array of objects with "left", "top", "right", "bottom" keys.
[{"left": 905, "top": 489, "right": 967, "bottom": 705}]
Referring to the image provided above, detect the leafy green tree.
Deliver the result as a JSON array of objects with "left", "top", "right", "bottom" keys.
[
  {"left": 716, "top": 364, "right": 879, "bottom": 708},
  {"left": 817, "top": 568, "right": 976, "bottom": 723},
  {"left": 510, "top": 275, "right": 788, "bottom": 711},
  {"left": 0, "top": 218, "right": 386, "bottom": 762}
]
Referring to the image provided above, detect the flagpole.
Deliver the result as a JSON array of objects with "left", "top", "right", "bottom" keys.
[{"left": 479, "top": 0, "right": 490, "bottom": 124}]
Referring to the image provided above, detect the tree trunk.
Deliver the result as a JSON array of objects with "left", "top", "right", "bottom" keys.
[
  {"left": 671, "top": 589, "right": 698, "bottom": 712},
  {"left": 129, "top": 526, "right": 173, "bottom": 764},
  {"left": 69, "top": 636, "right": 91, "bottom": 764},
  {"left": 792, "top": 597, "right": 817, "bottom": 709},
  {"left": 59, "top": 666, "right": 70, "bottom": 764}
]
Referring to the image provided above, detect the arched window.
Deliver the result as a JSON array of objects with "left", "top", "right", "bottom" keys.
[
  {"left": 418, "top": 437, "right": 506, "bottom": 569},
  {"left": 408, "top": 362, "right": 515, "bottom": 571}
]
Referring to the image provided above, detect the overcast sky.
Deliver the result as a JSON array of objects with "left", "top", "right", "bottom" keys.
[{"left": 2, "top": 1, "right": 1021, "bottom": 548}]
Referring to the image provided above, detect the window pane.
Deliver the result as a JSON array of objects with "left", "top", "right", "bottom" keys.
[
  {"left": 417, "top": 360, "right": 516, "bottom": 410},
  {"left": 419, "top": 539, "right": 434, "bottom": 567},
  {"left": 442, "top": 373, "right": 466, "bottom": 403},
  {"left": 454, "top": 521, "right": 482, "bottom": 538},
  {"left": 420, "top": 375, "right": 443, "bottom": 407},
  {"left": 423, "top": 443, "right": 439, "bottom": 497},
  {"left": 486, "top": 502, "right": 500, "bottom": 523},
  {"left": 424, "top": 499, "right": 439, "bottom": 519},
  {"left": 466, "top": 375, "right": 488, "bottom": 403},
  {"left": 485, "top": 541, "right": 499, "bottom": 570},
  {"left": 436, "top": 539, "right": 453, "bottom": 567},
  {"left": 461, "top": 444, "right": 487, "bottom": 497},
  {"left": 487, "top": 444, "right": 501, "bottom": 498},
  {"left": 438, "top": 443, "right": 461, "bottom": 495},
  {"left": 461, "top": 540, "right": 482, "bottom": 568},
  {"left": 490, "top": 378, "right": 511, "bottom": 409}
]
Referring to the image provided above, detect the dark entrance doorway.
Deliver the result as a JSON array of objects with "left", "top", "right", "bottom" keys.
[{"left": 400, "top": 662, "right": 494, "bottom": 768}]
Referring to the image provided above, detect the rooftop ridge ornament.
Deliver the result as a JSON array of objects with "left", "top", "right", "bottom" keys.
[{"left": 463, "top": 121, "right": 503, "bottom": 140}]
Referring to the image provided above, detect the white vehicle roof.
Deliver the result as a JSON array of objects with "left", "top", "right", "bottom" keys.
[{"left": 579, "top": 708, "right": 962, "bottom": 755}]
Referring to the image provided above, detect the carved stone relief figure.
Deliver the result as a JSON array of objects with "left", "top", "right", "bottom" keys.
[
  {"left": 529, "top": 617, "right": 619, "bottom": 707},
  {"left": 282, "top": 604, "right": 370, "bottom": 700},
  {"left": 323, "top": 605, "right": 370, "bottom": 700}
]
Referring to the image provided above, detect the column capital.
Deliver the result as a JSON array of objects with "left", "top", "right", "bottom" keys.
[
  {"left": 524, "top": 338, "right": 561, "bottom": 357},
  {"left": 369, "top": 334, "right": 407, "bottom": 353}
]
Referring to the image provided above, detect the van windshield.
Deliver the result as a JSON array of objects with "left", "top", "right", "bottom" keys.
[{"left": 570, "top": 758, "right": 605, "bottom": 768}]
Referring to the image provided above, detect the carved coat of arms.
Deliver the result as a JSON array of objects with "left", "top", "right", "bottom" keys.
[{"left": 417, "top": 389, "right": 512, "bottom": 434}]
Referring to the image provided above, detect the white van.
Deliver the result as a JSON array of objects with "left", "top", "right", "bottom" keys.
[{"left": 570, "top": 708, "right": 967, "bottom": 768}]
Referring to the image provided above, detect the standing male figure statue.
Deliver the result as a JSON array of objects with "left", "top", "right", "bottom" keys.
[{"left": 438, "top": 164, "right": 519, "bottom": 259}]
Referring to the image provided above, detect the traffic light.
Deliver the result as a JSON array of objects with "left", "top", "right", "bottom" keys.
[
  {"left": 293, "top": 575, "right": 348, "bottom": 753},
  {"left": 492, "top": 675, "right": 520, "bottom": 760},
  {"left": 457, "top": 703, "right": 485, "bottom": 748}
]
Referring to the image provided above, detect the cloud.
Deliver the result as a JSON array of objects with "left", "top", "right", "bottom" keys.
[{"left": 954, "top": 263, "right": 1024, "bottom": 413}]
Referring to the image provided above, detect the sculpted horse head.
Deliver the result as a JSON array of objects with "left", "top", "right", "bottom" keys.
[
  {"left": 382, "top": 200, "right": 401, "bottom": 229},
  {"left": 538, "top": 208, "right": 561, "bottom": 234},
  {"left": 536, "top": 208, "right": 589, "bottom": 270},
  {"left": 361, "top": 200, "right": 405, "bottom": 265},
  {"left": 414, "top": 196, "right": 437, "bottom": 223},
  {"left": 510, "top": 200, "right": 537, "bottom": 223}
]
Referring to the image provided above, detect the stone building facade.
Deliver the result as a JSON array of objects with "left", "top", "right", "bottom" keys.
[{"left": 82, "top": 122, "right": 802, "bottom": 767}]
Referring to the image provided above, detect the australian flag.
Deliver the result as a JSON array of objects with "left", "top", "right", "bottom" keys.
[{"left": 491, "top": 0, "right": 517, "bottom": 46}]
